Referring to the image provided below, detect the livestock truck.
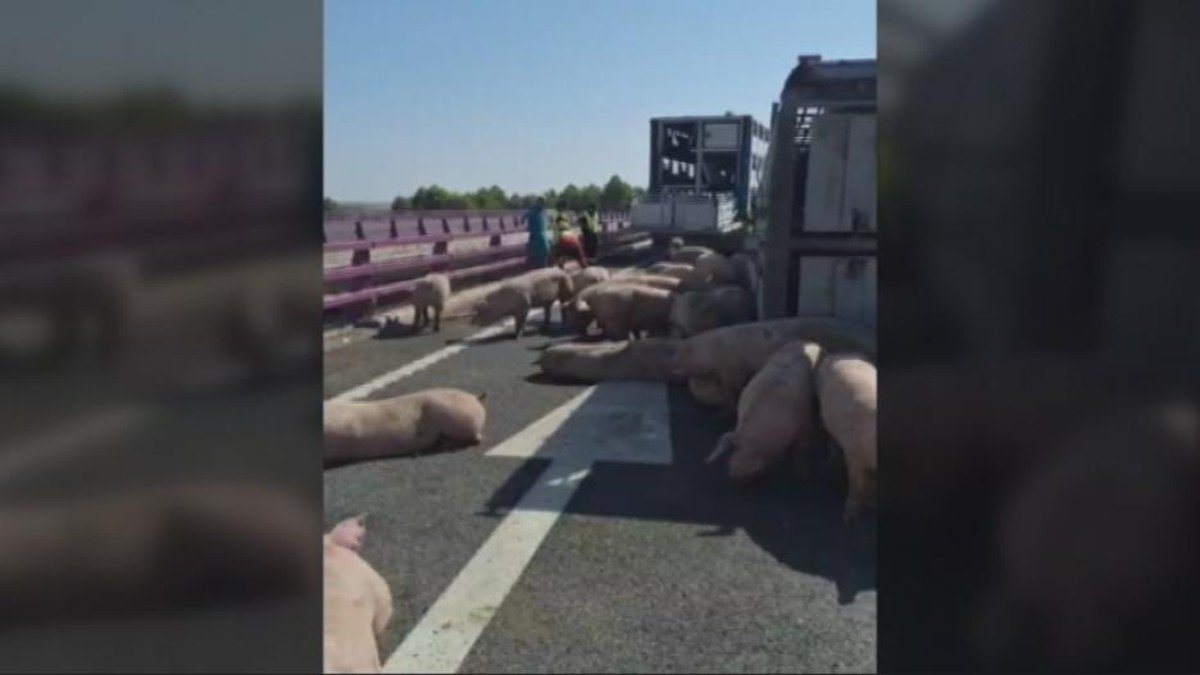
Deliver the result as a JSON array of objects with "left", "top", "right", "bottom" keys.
[
  {"left": 631, "top": 113, "right": 770, "bottom": 254},
  {"left": 751, "top": 55, "right": 877, "bottom": 329}
]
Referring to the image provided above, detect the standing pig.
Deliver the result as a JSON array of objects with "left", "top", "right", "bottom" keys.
[
  {"left": 470, "top": 268, "right": 573, "bottom": 338},
  {"left": 815, "top": 353, "right": 877, "bottom": 523},
  {"left": 671, "top": 317, "right": 872, "bottom": 411},
  {"left": 706, "top": 341, "right": 819, "bottom": 483},
  {"left": 576, "top": 282, "right": 674, "bottom": 340},
  {"left": 411, "top": 273, "right": 451, "bottom": 332},
  {"left": 567, "top": 266, "right": 610, "bottom": 297},
  {"left": 669, "top": 285, "right": 755, "bottom": 338},
  {"left": 324, "top": 388, "right": 487, "bottom": 465},
  {"left": 324, "top": 515, "right": 393, "bottom": 674}
]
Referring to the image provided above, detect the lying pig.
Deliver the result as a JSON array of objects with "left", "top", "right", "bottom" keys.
[
  {"left": 706, "top": 341, "right": 819, "bottom": 483},
  {"left": 671, "top": 317, "right": 871, "bottom": 411},
  {"left": 576, "top": 282, "right": 674, "bottom": 340},
  {"left": 671, "top": 245, "right": 715, "bottom": 265},
  {"left": 411, "top": 273, "right": 451, "bottom": 332},
  {"left": 324, "top": 515, "right": 393, "bottom": 674},
  {"left": 536, "top": 337, "right": 680, "bottom": 382},
  {"left": 324, "top": 388, "right": 488, "bottom": 465},
  {"left": 692, "top": 252, "right": 737, "bottom": 285},
  {"left": 0, "top": 482, "right": 317, "bottom": 623},
  {"left": 470, "top": 268, "right": 573, "bottom": 338},
  {"left": 669, "top": 285, "right": 755, "bottom": 338},
  {"left": 646, "top": 262, "right": 696, "bottom": 283},
  {"left": 815, "top": 353, "right": 877, "bottom": 523}
]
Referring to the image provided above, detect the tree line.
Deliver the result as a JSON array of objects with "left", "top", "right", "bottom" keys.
[{"left": 324, "top": 175, "right": 644, "bottom": 214}]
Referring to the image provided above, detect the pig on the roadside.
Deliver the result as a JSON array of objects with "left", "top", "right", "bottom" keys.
[
  {"left": 470, "top": 268, "right": 573, "bottom": 338},
  {"left": 692, "top": 252, "right": 737, "bottom": 285},
  {"left": 324, "top": 515, "right": 393, "bottom": 674},
  {"left": 815, "top": 353, "right": 877, "bottom": 523},
  {"left": 536, "top": 337, "right": 680, "bottom": 382},
  {"left": 671, "top": 245, "right": 715, "bottom": 265},
  {"left": 575, "top": 282, "right": 674, "bottom": 340},
  {"left": 411, "top": 273, "right": 451, "bottom": 332},
  {"left": 671, "top": 317, "right": 872, "bottom": 411},
  {"left": 707, "top": 341, "right": 819, "bottom": 483},
  {"left": 669, "top": 285, "right": 755, "bottom": 338},
  {"left": 324, "top": 388, "right": 488, "bottom": 465}
]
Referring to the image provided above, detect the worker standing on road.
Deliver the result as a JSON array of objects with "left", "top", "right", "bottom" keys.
[
  {"left": 580, "top": 206, "right": 600, "bottom": 260},
  {"left": 525, "top": 197, "right": 551, "bottom": 269}
]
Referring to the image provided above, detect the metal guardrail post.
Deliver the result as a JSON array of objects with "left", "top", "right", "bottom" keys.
[
  {"left": 441, "top": 218, "right": 450, "bottom": 234},
  {"left": 462, "top": 215, "right": 470, "bottom": 232},
  {"left": 389, "top": 218, "right": 398, "bottom": 239},
  {"left": 354, "top": 221, "right": 365, "bottom": 240},
  {"left": 418, "top": 217, "right": 427, "bottom": 236}
]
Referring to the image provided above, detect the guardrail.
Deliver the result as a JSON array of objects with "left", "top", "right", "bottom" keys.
[{"left": 323, "top": 211, "right": 639, "bottom": 316}]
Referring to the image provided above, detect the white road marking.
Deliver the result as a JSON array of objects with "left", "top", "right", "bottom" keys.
[
  {"left": 328, "top": 309, "right": 552, "bottom": 403},
  {"left": 0, "top": 404, "right": 154, "bottom": 485},
  {"left": 382, "top": 382, "right": 673, "bottom": 674}
]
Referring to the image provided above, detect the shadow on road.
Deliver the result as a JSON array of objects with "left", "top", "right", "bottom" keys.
[{"left": 475, "top": 382, "right": 876, "bottom": 605}]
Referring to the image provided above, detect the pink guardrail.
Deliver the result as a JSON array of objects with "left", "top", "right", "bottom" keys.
[{"left": 323, "top": 211, "right": 638, "bottom": 315}]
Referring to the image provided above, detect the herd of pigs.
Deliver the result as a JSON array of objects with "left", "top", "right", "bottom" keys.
[{"left": 322, "top": 240, "right": 877, "bottom": 672}]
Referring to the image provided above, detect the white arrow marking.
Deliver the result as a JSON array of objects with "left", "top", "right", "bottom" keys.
[{"left": 382, "top": 382, "right": 673, "bottom": 673}]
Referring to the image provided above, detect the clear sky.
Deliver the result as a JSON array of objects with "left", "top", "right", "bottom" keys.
[{"left": 325, "top": 0, "right": 876, "bottom": 202}]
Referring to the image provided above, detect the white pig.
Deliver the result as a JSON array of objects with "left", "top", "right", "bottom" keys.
[
  {"left": 536, "top": 337, "right": 680, "bottom": 382},
  {"left": 411, "top": 273, "right": 451, "bottom": 332},
  {"left": 324, "top": 388, "right": 488, "bottom": 464},
  {"left": 470, "top": 268, "right": 573, "bottom": 338},
  {"left": 671, "top": 317, "right": 872, "bottom": 411},
  {"left": 324, "top": 515, "right": 393, "bottom": 674},
  {"left": 706, "top": 341, "right": 819, "bottom": 483},
  {"left": 669, "top": 285, "right": 755, "bottom": 338},
  {"left": 815, "top": 353, "right": 877, "bottom": 523},
  {"left": 576, "top": 282, "right": 674, "bottom": 341}
]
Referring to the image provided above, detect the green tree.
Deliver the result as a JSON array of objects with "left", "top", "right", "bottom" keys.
[
  {"left": 390, "top": 195, "right": 411, "bottom": 211},
  {"left": 600, "top": 175, "right": 635, "bottom": 211},
  {"left": 324, "top": 197, "right": 337, "bottom": 212}
]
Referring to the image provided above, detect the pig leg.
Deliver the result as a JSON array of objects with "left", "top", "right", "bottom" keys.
[
  {"left": 513, "top": 312, "right": 528, "bottom": 339},
  {"left": 433, "top": 305, "right": 442, "bottom": 332},
  {"left": 542, "top": 303, "right": 554, "bottom": 330},
  {"left": 843, "top": 458, "right": 868, "bottom": 523}
]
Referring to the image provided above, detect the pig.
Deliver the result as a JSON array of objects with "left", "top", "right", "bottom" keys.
[
  {"left": 536, "top": 337, "right": 680, "bottom": 382},
  {"left": 607, "top": 273, "right": 684, "bottom": 292},
  {"left": 669, "top": 285, "right": 755, "bottom": 338},
  {"left": 671, "top": 245, "right": 716, "bottom": 265},
  {"left": 706, "top": 341, "right": 820, "bottom": 483},
  {"left": 324, "top": 515, "right": 393, "bottom": 674},
  {"left": 0, "top": 483, "right": 317, "bottom": 623},
  {"left": 646, "top": 262, "right": 697, "bottom": 283},
  {"left": 692, "top": 252, "right": 737, "bottom": 285},
  {"left": 324, "top": 388, "right": 488, "bottom": 465},
  {"left": 567, "top": 266, "right": 610, "bottom": 298},
  {"left": 672, "top": 316, "right": 873, "bottom": 411},
  {"left": 729, "top": 252, "right": 759, "bottom": 295},
  {"left": 411, "top": 273, "right": 451, "bottom": 332},
  {"left": 687, "top": 374, "right": 727, "bottom": 408},
  {"left": 566, "top": 274, "right": 682, "bottom": 335},
  {"left": 575, "top": 282, "right": 674, "bottom": 341},
  {"left": 815, "top": 353, "right": 877, "bottom": 523},
  {"left": 470, "top": 268, "right": 573, "bottom": 338}
]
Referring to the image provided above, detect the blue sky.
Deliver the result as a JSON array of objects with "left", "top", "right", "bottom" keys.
[{"left": 325, "top": 0, "right": 875, "bottom": 202}]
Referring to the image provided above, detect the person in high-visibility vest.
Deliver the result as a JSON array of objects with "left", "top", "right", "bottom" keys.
[{"left": 580, "top": 206, "right": 600, "bottom": 260}]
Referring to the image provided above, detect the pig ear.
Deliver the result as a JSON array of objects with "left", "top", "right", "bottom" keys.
[{"left": 329, "top": 513, "right": 368, "bottom": 550}]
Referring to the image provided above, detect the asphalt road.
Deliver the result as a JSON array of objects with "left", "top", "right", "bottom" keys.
[{"left": 323, "top": 275, "right": 877, "bottom": 672}]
